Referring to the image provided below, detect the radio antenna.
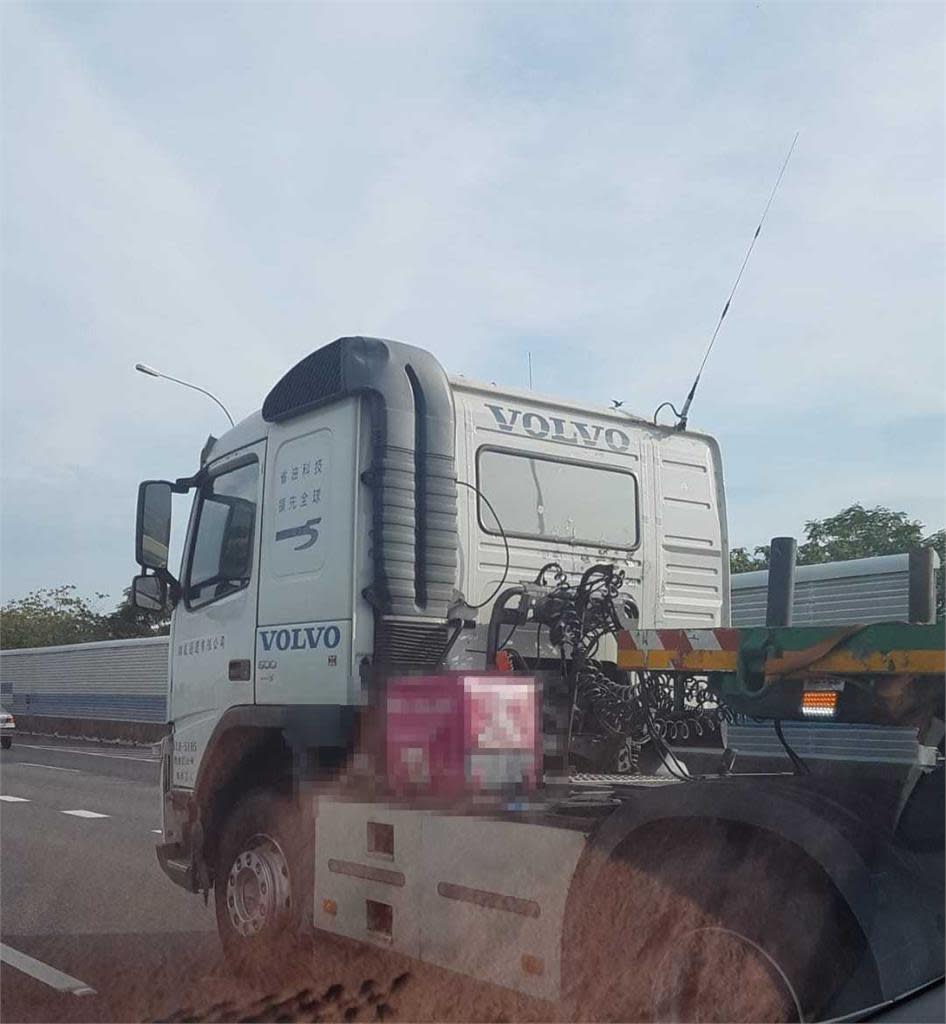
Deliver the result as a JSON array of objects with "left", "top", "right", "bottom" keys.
[{"left": 655, "top": 132, "right": 799, "bottom": 431}]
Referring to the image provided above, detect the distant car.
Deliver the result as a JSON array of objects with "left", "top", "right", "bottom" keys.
[{"left": 1, "top": 710, "right": 14, "bottom": 749}]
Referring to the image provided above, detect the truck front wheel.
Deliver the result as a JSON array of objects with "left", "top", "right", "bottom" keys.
[{"left": 213, "top": 789, "right": 308, "bottom": 976}]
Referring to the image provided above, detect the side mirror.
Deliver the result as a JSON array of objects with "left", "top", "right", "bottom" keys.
[
  {"left": 132, "top": 573, "right": 166, "bottom": 612},
  {"left": 136, "top": 481, "right": 173, "bottom": 569}
]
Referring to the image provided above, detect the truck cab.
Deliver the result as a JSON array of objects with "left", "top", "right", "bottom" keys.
[{"left": 136, "top": 335, "right": 727, "bottom": 795}]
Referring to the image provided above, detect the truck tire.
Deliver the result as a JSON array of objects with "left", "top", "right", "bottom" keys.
[
  {"left": 563, "top": 820, "right": 865, "bottom": 1023},
  {"left": 213, "top": 789, "right": 309, "bottom": 977}
]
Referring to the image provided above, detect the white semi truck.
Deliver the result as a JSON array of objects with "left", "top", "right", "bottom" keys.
[{"left": 133, "top": 336, "right": 943, "bottom": 1022}]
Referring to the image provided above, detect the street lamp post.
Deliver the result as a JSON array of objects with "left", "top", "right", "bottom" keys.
[{"left": 135, "top": 363, "right": 235, "bottom": 427}]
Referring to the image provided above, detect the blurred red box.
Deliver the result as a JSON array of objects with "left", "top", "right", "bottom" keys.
[{"left": 384, "top": 673, "right": 541, "bottom": 797}]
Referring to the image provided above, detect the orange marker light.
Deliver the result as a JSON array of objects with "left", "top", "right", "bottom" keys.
[
  {"left": 322, "top": 898, "right": 338, "bottom": 916},
  {"left": 801, "top": 691, "right": 838, "bottom": 718},
  {"left": 521, "top": 954, "right": 544, "bottom": 976}
]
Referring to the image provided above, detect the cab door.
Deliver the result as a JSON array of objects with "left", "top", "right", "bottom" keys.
[
  {"left": 168, "top": 441, "right": 265, "bottom": 788},
  {"left": 256, "top": 399, "right": 359, "bottom": 708}
]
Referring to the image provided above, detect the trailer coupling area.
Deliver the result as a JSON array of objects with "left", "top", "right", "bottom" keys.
[{"left": 617, "top": 623, "right": 945, "bottom": 727}]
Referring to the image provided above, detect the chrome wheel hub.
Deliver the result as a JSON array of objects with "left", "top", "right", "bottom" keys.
[{"left": 225, "top": 834, "right": 291, "bottom": 937}]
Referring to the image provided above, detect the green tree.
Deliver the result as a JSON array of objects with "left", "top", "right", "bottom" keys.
[
  {"left": 0, "top": 585, "right": 110, "bottom": 649},
  {"left": 729, "top": 546, "right": 768, "bottom": 574},
  {"left": 796, "top": 504, "right": 925, "bottom": 565},
  {"left": 729, "top": 504, "right": 944, "bottom": 618},
  {"left": 1, "top": 584, "right": 171, "bottom": 650},
  {"left": 104, "top": 586, "right": 171, "bottom": 639}
]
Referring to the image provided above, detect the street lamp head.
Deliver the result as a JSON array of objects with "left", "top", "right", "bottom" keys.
[{"left": 133, "top": 360, "right": 235, "bottom": 427}]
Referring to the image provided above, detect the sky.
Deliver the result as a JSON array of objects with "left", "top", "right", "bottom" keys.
[{"left": 1, "top": 0, "right": 943, "bottom": 608}]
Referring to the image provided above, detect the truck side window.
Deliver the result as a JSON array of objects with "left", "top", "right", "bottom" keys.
[{"left": 185, "top": 460, "right": 259, "bottom": 609}]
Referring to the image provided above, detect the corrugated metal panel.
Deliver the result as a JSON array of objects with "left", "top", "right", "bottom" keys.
[
  {"left": 726, "top": 722, "right": 920, "bottom": 764},
  {"left": 0, "top": 637, "right": 169, "bottom": 723},
  {"left": 9, "top": 693, "right": 166, "bottom": 722},
  {"left": 731, "top": 554, "right": 910, "bottom": 627}
]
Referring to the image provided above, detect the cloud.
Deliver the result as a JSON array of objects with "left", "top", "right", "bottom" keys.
[{"left": 1, "top": 1, "right": 942, "bottom": 602}]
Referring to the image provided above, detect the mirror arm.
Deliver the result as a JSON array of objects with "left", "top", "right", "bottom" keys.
[
  {"left": 154, "top": 567, "right": 181, "bottom": 605},
  {"left": 174, "top": 473, "right": 201, "bottom": 491}
]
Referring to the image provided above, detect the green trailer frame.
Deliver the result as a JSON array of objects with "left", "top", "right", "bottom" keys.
[{"left": 617, "top": 622, "right": 945, "bottom": 726}]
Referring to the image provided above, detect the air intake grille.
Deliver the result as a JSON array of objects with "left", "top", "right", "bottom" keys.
[
  {"left": 262, "top": 340, "right": 344, "bottom": 422},
  {"left": 375, "top": 621, "right": 449, "bottom": 668}
]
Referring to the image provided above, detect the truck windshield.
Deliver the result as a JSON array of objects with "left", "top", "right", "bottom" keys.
[{"left": 476, "top": 447, "right": 638, "bottom": 548}]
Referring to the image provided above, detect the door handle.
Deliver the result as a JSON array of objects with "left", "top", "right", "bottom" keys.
[{"left": 228, "top": 659, "right": 251, "bottom": 682}]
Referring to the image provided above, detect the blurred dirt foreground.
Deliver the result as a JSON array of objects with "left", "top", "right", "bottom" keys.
[{"left": 148, "top": 934, "right": 554, "bottom": 1024}]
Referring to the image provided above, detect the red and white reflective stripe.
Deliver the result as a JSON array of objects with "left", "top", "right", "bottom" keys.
[
  {"left": 616, "top": 628, "right": 742, "bottom": 671},
  {"left": 620, "top": 628, "right": 740, "bottom": 653},
  {"left": 658, "top": 630, "right": 693, "bottom": 655}
]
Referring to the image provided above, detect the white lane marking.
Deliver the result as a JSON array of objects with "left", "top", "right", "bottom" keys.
[
  {"left": 15, "top": 743, "right": 158, "bottom": 763},
  {"left": 0, "top": 942, "right": 96, "bottom": 996},
  {"left": 62, "top": 809, "right": 110, "bottom": 819},
  {"left": 19, "top": 762, "right": 81, "bottom": 773},
  {"left": 0, "top": 794, "right": 30, "bottom": 802},
  {"left": 151, "top": 829, "right": 162, "bottom": 834}
]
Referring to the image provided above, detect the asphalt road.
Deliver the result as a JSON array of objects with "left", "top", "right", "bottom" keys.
[
  {"left": 0, "top": 735, "right": 548, "bottom": 1024},
  {"left": 3, "top": 735, "right": 943, "bottom": 1024}
]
